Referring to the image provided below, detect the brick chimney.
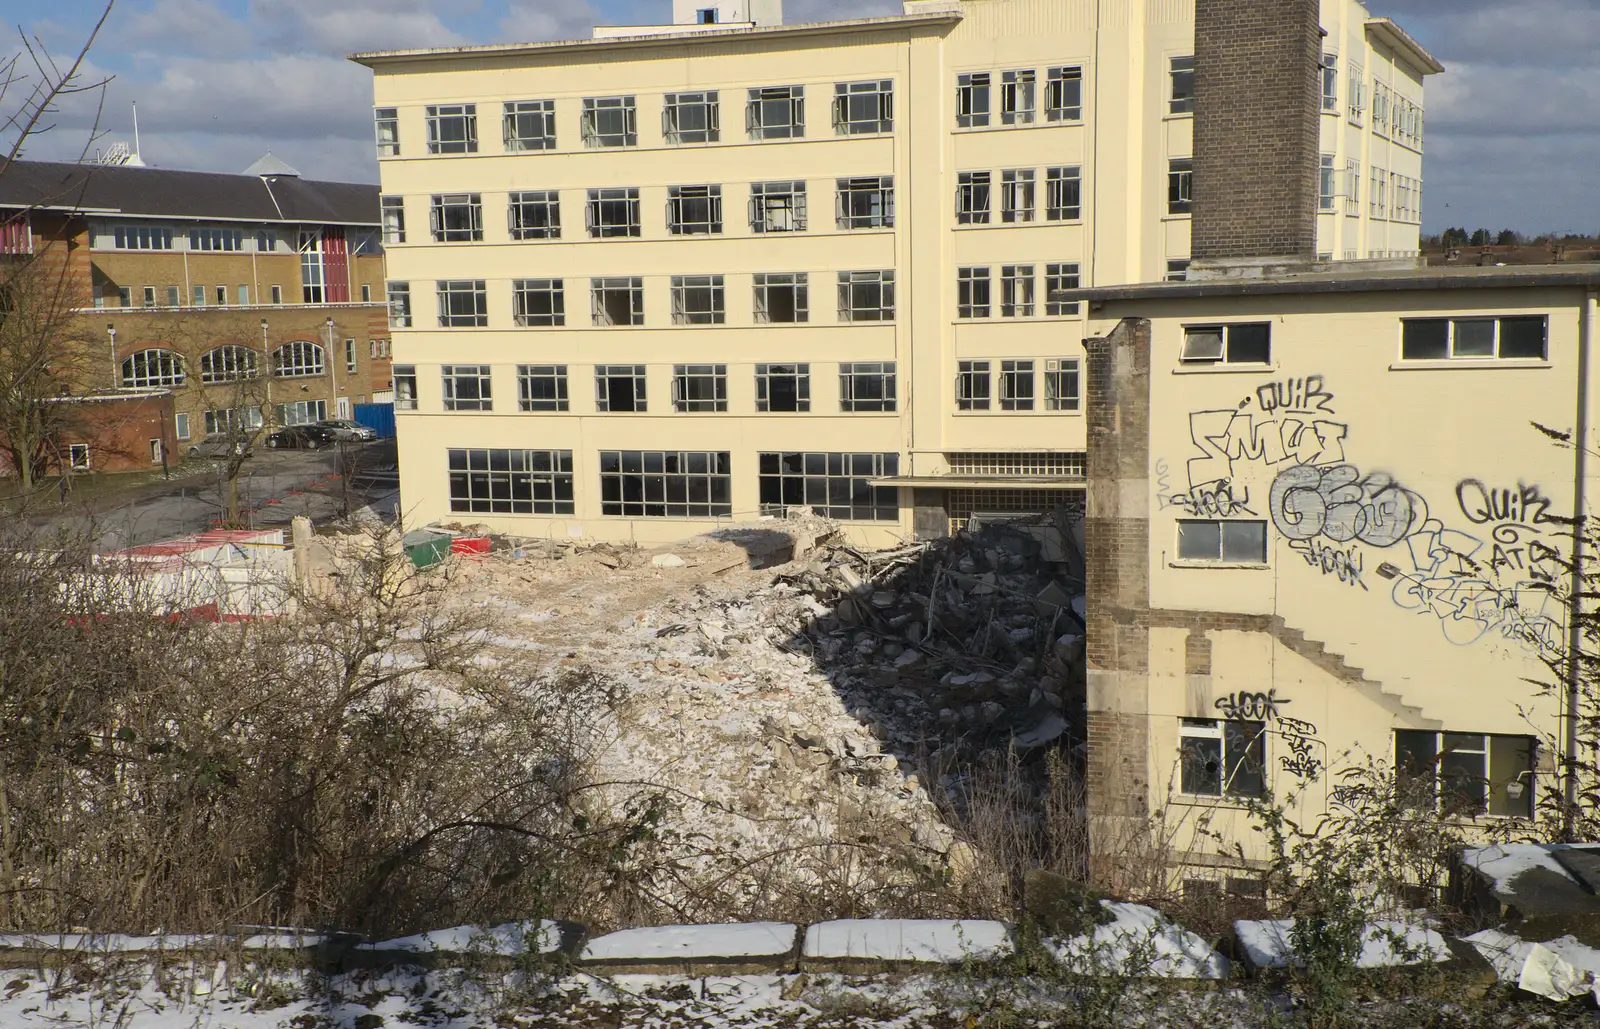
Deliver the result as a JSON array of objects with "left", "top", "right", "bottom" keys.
[{"left": 1191, "top": 0, "right": 1322, "bottom": 265}]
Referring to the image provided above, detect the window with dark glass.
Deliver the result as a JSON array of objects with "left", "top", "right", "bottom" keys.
[
  {"left": 599, "top": 451, "right": 732, "bottom": 517},
  {"left": 426, "top": 104, "right": 477, "bottom": 154},
  {"left": 1181, "top": 718, "right": 1265, "bottom": 797},
  {"left": 449, "top": 449, "right": 574, "bottom": 514},
  {"left": 517, "top": 365, "right": 569, "bottom": 411},
  {"left": 756, "top": 363, "right": 810, "bottom": 411},
  {"left": 758, "top": 452, "right": 900, "bottom": 521}
]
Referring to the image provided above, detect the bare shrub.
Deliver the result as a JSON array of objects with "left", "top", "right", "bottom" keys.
[{"left": 0, "top": 522, "right": 665, "bottom": 937}]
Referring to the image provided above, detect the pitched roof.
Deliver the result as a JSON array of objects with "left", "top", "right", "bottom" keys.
[
  {"left": 0, "top": 159, "right": 378, "bottom": 226},
  {"left": 241, "top": 151, "right": 301, "bottom": 178}
]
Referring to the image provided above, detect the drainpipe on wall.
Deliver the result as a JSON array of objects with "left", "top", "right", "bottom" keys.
[{"left": 1565, "top": 287, "right": 1597, "bottom": 841}]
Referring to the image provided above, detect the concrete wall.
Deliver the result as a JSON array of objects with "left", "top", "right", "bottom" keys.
[{"left": 1084, "top": 283, "right": 1600, "bottom": 866}]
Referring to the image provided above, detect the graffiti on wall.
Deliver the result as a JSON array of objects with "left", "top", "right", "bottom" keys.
[
  {"left": 1212, "top": 688, "right": 1324, "bottom": 781},
  {"left": 1163, "top": 372, "right": 1567, "bottom": 656}
]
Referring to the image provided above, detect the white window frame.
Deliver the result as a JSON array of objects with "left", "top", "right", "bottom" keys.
[
  {"left": 753, "top": 272, "right": 808, "bottom": 324},
  {"left": 508, "top": 190, "right": 561, "bottom": 240},
  {"left": 956, "top": 360, "right": 991, "bottom": 410},
  {"left": 436, "top": 280, "right": 488, "bottom": 328},
  {"left": 581, "top": 95, "right": 638, "bottom": 147},
  {"left": 1176, "top": 519, "right": 1268, "bottom": 564},
  {"left": 121, "top": 349, "right": 184, "bottom": 388},
  {"left": 957, "top": 266, "right": 991, "bottom": 319},
  {"left": 956, "top": 171, "right": 991, "bottom": 224},
  {"left": 670, "top": 274, "right": 726, "bottom": 325},
  {"left": 1001, "top": 169, "right": 1035, "bottom": 223},
  {"left": 1045, "top": 65, "right": 1083, "bottom": 121},
  {"left": 1169, "top": 55, "right": 1194, "bottom": 114},
  {"left": 586, "top": 188, "right": 641, "bottom": 238},
  {"left": 667, "top": 185, "right": 723, "bottom": 235},
  {"left": 755, "top": 363, "right": 810, "bottom": 412},
  {"left": 380, "top": 196, "right": 405, "bottom": 244},
  {"left": 836, "top": 176, "right": 894, "bottom": 229},
  {"left": 746, "top": 85, "right": 805, "bottom": 140},
  {"left": 1000, "top": 264, "right": 1034, "bottom": 317},
  {"left": 387, "top": 281, "right": 412, "bottom": 329},
  {"left": 512, "top": 278, "right": 565, "bottom": 327},
  {"left": 956, "top": 72, "right": 990, "bottom": 128},
  {"left": 671, "top": 364, "right": 729, "bottom": 412},
  {"left": 839, "top": 362, "right": 896, "bottom": 412},
  {"left": 1000, "top": 69, "right": 1036, "bottom": 125},
  {"left": 442, "top": 364, "right": 493, "bottom": 411},
  {"left": 750, "top": 180, "right": 807, "bottom": 233},
  {"left": 591, "top": 277, "right": 644, "bottom": 327},
  {"left": 374, "top": 107, "right": 399, "bottom": 157},
  {"left": 503, "top": 99, "right": 556, "bottom": 151},
  {"left": 516, "top": 365, "right": 569, "bottom": 411},
  {"left": 200, "top": 345, "right": 259, "bottom": 384},
  {"left": 663, "top": 90, "right": 720, "bottom": 144},
  {"left": 1044, "top": 358, "right": 1079, "bottom": 411},
  {"left": 837, "top": 270, "right": 895, "bottom": 322},
  {"left": 272, "top": 341, "right": 326, "bottom": 379},
  {"left": 833, "top": 80, "right": 892, "bottom": 135},
  {"left": 430, "top": 193, "right": 483, "bottom": 242},
  {"left": 426, "top": 103, "right": 478, "bottom": 154}
]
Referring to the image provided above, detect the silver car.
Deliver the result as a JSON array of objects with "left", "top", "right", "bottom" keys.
[
  {"left": 316, "top": 418, "right": 378, "bottom": 442},
  {"left": 186, "top": 433, "right": 247, "bottom": 458}
]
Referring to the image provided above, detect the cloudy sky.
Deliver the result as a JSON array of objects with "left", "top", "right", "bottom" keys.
[{"left": 6, "top": 0, "right": 1596, "bottom": 235}]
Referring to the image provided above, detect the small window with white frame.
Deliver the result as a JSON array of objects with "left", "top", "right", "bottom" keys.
[
  {"left": 750, "top": 180, "right": 807, "bottom": 233},
  {"left": 1044, "top": 358, "right": 1079, "bottom": 411},
  {"left": 189, "top": 228, "right": 242, "bottom": 252},
  {"left": 1395, "top": 730, "right": 1535, "bottom": 818},
  {"left": 1321, "top": 52, "right": 1338, "bottom": 111},
  {"left": 1319, "top": 154, "right": 1336, "bottom": 211},
  {"left": 1400, "top": 316, "right": 1548, "bottom": 361},
  {"left": 957, "top": 266, "right": 990, "bottom": 318},
  {"left": 833, "top": 80, "right": 892, "bottom": 135},
  {"left": 380, "top": 196, "right": 405, "bottom": 244},
  {"left": 670, "top": 274, "right": 725, "bottom": 325},
  {"left": 1165, "top": 259, "right": 1190, "bottom": 282},
  {"left": 956, "top": 171, "right": 991, "bottom": 224},
  {"left": 672, "top": 364, "right": 728, "bottom": 412},
  {"left": 442, "top": 365, "right": 492, "bottom": 411},
  {"left": 272, "top": 341, "right": 325, "bottom": 378},
  {"left": 753, "top": 272, "right": 808, "bottom": 323},
  {"left": 509, "top": 190, "right": 561, "bottom": 240},
  {"left": 1000, "top": 69, "right": 1035, "bottom": 124},
  {"left": 374, "top": 107, "right": 399, "bottom": 157},
  {"left": 1177, "top": 519, "right": 1267, "bottom": 563},
  {"left": 1001, "top": 169, "right": 1035, "bottom": 223},
  {"left": 1181, "top": 718, "right": 1265, "bottom": 797},
  {"left": 430, "top": 193, "right": 483, "bottom": 242},
  {"left": 1345, "top": 159, "right": 1361, "bottom": 214},
  {"left": 756, "top": 363, "right": 810, "bottom": 412},
  {"left": 592, "top": 277, "right": 644, "bottom": 326},
  {"left": 838, "top": 270, "right": 902, "bottom": 321},
  {"left": 503, "top": 99, "right": 556, "bottom": 151},
  {"left": 517, "top": 364, "right": 569, "bottom": 411},
  {"left": 1181, "top": 323, "right": 1270, "bottom": 365},
  {"left": 956, "top": 72, "right": 990, "bottom": 127},
  {"left": 426, "top": 104, "right": 477, "bottom": 154},
  {"left": 667, "top": 185, "right": 722, "bottom": 235},
  {"left": 1046, "top": 65, "right": 1082, "bottom": 121},
  {"left": 1045, "top": 166, "right": 1081, "bottom": 220},
  {"left": 581, "top": 95, "right": 637, "bottom": 147},
  {"left": 1000, "top": 359, "right": 1034, "bottom": 411},
  {"left": 68, "top": 443, "right": 91, "bottom": 471},
  {"left": 1168, "top": 159, "right": 1193, "bottom": 214},
  {"left": 1045, "top": 262, "right": 1080, "bottom": 315},
  {"left": 436, "top": 279, "right": 488, "bottom": 327},
  {"left": 387, "top": 281, "right": 412, "bottom": 328},
  {"left": 664, "top": 91, "right": 720, "bottom": 144},
  {"left": 836, "top": 176, "right": 894, "bottom": 229},
  {"left": 1347, "top": 60, "right": 1366, "bottom": 121},
  {"left": 839, "top": 362, "right": 896, "bottom": 411},
  {"left": 512, "top": 278, "right": 564, "bottom": 326},
  {"left": 595, "top": 364, "right": 647, "bottom": 412},
  {"left": 747, "top": 85, "right": 804, "bottom": 139},
  {"left": 394, "top": 365, "right": 417, "bottom": 410},
  {"left": 121, "top": 349, "right": 185, "bottom": 388},
  {"left": 1169, "top": 56, "right": 1194, "bottom": 114},
  {"left": 1001, "top": 265, "right": 1034, "bottom": 317},
  {"left": 956, "top": 360, "right": 990, "bottom": 410},
  {"left": 587, "top": 188, "right": 641, "bottom": 238}
]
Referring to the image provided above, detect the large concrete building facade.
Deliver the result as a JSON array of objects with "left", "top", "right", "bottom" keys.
[
  {"left": 353, "top": 0, "right": 1434, "bottom": 545},
  {"left": 0, "top": 160, "right": 391, "bottom": 476}
]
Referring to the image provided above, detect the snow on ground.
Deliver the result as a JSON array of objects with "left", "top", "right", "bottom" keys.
[
  {"left": 802, "top": 919, "right": 1012, "bottom": 962},
  {"left": 358, "top": 920, "right": 561, "bottom": 954},
  {"left": 1465, "top": 928, "right": 1600, "bottom": 1002},
  {"left": 582, "top": 923, "right": 798, "bottom": 961},
  {"left": 1235, "top": 919, "right": 1451, "bottom": 969},
  {"left": 1460, "top": 843, "right": 1576, "bottom": 896},
  {"left": 1049, "top": 902, "right": 1227, "bottom": 978}
]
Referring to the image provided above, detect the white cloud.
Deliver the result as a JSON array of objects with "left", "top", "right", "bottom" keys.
[
  {"left": 250, "top": 0, "right": 471, "bottom": 56},
  {"left": 499, "top": 0, "right": 604, "bottom": 42}
]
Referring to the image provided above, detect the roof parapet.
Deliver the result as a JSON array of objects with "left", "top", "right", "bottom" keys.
[{"left": 1365, "top": 18, "right": 1445, "bottom": 75}]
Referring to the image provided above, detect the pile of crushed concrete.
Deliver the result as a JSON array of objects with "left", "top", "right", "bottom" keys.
[{"left": 433, "top": 513, "right": 1085, "bottom": 921}]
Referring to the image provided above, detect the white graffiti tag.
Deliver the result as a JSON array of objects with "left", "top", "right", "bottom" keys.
[{"left": 1186, "top": 410, "right": 1350, "bottom": 491}]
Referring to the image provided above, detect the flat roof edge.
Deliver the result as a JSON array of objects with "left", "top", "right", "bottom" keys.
[
  {"left": 348, "top": 11, "right": 962, "bottom": 65},
  {"left": 1365, "top": 18, "right": 1445, "bottom": 75},
  {"left": 1068, "top": 269, "right": 1600, "bottom": 303}
]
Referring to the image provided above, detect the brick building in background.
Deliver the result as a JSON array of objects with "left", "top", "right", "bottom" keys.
[{"left": 0, "top": 157, "right": 390, "bottom": 475}]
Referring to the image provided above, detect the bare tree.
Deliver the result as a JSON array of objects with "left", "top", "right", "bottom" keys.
[{"left": 0, "top": 4, "right": 115, "bottom": 492}]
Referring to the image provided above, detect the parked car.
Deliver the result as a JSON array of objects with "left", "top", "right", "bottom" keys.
[
  {"left": 264, "top": 425, "right": 337, "bottom": 450},
  {"left": 316, "top": 417, "right": 378, "bottom": 442},
  {"left": 186, "top": 433, "right": 247, "bottom": 458}
]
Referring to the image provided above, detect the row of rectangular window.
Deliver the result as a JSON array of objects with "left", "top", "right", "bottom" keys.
[
  {"left": 422, "top": 360, "right": 1080, "bottom": 415},
  {"left": 1181, "top": 718, "right": 1529, "bottom": 820},
  {"left": 1173, "top": 317, "right": 1549, "bottom": 368},
  {"left": 1336, "top": 55, "right": 1426, "bottom": 147},
  {"left": 97, "top": 282, "right": 375, "bottom": 309},
  {"left": 394, "top": 180, "right": 896, "bottom": 242},
  {"left": 101, "top": 225, "right": 380, "bottom": 256},
  {"left": 376, "top": 66, "right": 1089, "bottom": 158},
  {"left": 956, "top": 264, "right": 1080, "bottom": 318},
  {"left": 446, "top": 447, "right": 900, "bottom": 522},
  {"left": 954, "top": 167, "right": 1081, "bottom": 224},
  {"left": 387, "top": 273, "right": 897, "bottom": 328}
]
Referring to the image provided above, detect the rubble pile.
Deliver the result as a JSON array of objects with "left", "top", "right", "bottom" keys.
[
  {"left": 775, "top": 512, "right": 1088, "bottom": 773},
  {"left": 429, "top": 511, "right": 1085, "bottom": 919}
]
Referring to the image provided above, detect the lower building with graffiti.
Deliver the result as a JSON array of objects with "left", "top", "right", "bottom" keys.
[{"left": 1064, "top": 263, "right": 1600, "bottom": 884}]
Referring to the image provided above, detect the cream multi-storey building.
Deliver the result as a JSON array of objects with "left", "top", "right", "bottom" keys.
[{"left": 351, "top": 0, "right": 1436, "bottom": 545}]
